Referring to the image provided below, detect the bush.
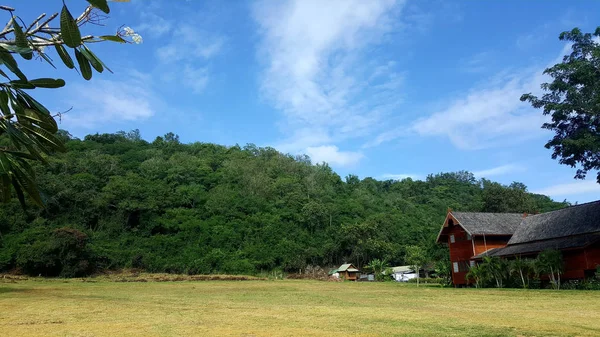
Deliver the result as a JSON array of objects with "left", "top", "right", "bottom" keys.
[
  {"left": 16, "top": 227, "right": 93, "bottom": 277},
  {"left": 407, "top": 277, "right": 443, "bottom": 284}
]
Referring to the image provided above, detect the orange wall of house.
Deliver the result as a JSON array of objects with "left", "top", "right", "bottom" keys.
[
  {"left": 446, "top": 225, "right": 472, "bottom": 285},
  {"left": 473, "top": 237, "right": 511, "bottom": 256}
]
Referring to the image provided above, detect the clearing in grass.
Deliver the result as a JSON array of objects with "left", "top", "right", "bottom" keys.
[{"left": 1, "top": 278, "right": 600, "bottom": 336}]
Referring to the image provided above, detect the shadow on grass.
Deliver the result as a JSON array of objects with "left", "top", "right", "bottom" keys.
[{"left": 0, "top": 287, "right": 31, "bottom": 294}]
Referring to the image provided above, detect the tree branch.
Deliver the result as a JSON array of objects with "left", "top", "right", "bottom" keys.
[
  {"left": 26, "top": 13, "right": 46, "bottom": 33},
  {"left": 28, "top": 13, "right": 58, "bottom": 35}
]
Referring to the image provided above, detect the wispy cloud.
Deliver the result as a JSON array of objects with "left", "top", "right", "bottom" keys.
[
  {"left": 61, "top": 72, "right": 157, "bottom": 128},
  {"left": 253, "top": 0, "right": 405, "bottom": 166},
  {"left": 472, "top": 164, "right": 526, "bottom": 178},
  {"left": 368, "top": 44, "right": 572, "bottom": 150},
  {"left": 305, "top": 145, "right": 364, "bottom": 167},
  {"left": 532, "top": 180, "right": 600, "bottom": 197},
  {"left": 459, "top": 51, "right": 491, "bottom": 73},
  {"left": 156, "top": 25, "right": 224, "bottom": 63},
  {"left": 137, "top": 11, "right": 172, "bottom": 38},
  {"left": 379, "top": 173, "right": 422, "bottom": 181}
]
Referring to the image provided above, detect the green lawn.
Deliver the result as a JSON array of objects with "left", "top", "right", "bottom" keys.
[{"left": 1, "top": 278, "right": 599, "bottom": 336}]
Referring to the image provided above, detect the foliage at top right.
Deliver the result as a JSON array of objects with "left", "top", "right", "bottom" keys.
[{"left": 521, "top": 27, "right": 600, "bottom": 184}]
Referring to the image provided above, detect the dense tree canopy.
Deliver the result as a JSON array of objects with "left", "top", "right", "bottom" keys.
[
  {"left": 521, "top": 27, "right": 600, "bottom": 183},
  {"left": 0, "top": 131, "right": 569, "bottom": 277}
]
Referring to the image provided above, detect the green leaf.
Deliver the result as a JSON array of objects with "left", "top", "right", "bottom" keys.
[
  {"left": 80, "top": 46, "right": 103, "bottom": 73},
  {"left": 9, "top": 80, "right": 35, "bottom": 89},
  {"left": 21, "top": 109, "right": 58, "bottom": 133},
  {"left": 55, "top": 45, "right": 74, "bottom": 69},
  {"left": 0, "top": 68, "right": 10, "bottom": 80},
  {"left": 0, "top": 45, "right": 33, "bottom": 54},
  {"left": 74, "top": 48, "right": 92, "bottom": 80},
  {"left": 16, "top": 90, "right": 51, "bottom": 116},
  {"left": 20, "top": 124, "right": 66, "bottom": 152},
  {"left": 0, "top": 47, "right": 27, "bottom": 81},
  {"left": 12, "top": 19, "right": 32, "bottom": 60},
  {"left": 3, "top": 150, "right": 37, "bottom": 161},
  {"left": 39, "top": 52, "right": 56, "bottom": 69},
  {"left": 83, "top": 46, "right": 113, "bottom": 73},
  {"left": 99, "top": 35, "right": 126, "bottom": 43},
  {"left": 11, "top": 175, "right": 27, "bottom": 208},
  {"left": 0, "top": 173, "right": 10, "bottom": 202},
  {"left": 10, "top": 160, "right": 44, "bottom": 207},
  {"left": 86, "top": 0, "right": 110, "bottom": 14},
  {"left": 0, "top": 90, "right": 10, "bottom": 116},
  {"left": 60, "top": 5, "right": 82, "bottom": 48},
  {"left": 29, "top": 78, "right": 66, "bottom": 89}
]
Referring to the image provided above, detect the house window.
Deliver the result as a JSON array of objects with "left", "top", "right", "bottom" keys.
[
  {"left": 450, "top": 235, "right": 455, "bottom": 243},
  {"left": 470, "top": 260, "right": 475, "bottom": 267},
  {"left": 453, "top": 262, "right": 459, "bottom": 273}
]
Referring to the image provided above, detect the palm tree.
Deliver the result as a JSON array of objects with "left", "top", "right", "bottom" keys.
[
  {"left": 536, "top": 250, "right": 563, "bottom": 290},
  {"left": 365, "top": 258, "right": 388, "bottom": 281},
  {"left": 509, "top": 256, "right": 533, "bottom": 289},
  {"left": 466, "top": 264, "right": 486, "bottom": 288},
  {"left": 481, "top": 256, "right": 506, "bottom": 288}
]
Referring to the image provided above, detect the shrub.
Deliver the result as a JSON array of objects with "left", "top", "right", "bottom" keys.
[
  {"left": 407, "top": 277, "right": 443, "bottom": 284},
  {"left": 16, "top": 227, "right": 93, "bottom": 277}
]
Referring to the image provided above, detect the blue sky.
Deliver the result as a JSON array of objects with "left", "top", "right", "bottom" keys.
[{"left": 15, "top": 0, "right": 600, "bottom": 203}]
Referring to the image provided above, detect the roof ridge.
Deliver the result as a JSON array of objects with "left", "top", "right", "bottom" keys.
[
  {"left": 452, "top": 211, "right": 523, "bottom": 215},
  {"left": 524, "top": 199, "right": 600, "bottom": 219}
]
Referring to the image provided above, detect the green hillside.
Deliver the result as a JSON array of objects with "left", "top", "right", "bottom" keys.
[{"left": 0, "top": 131, "right": 568, "bottom": 277}]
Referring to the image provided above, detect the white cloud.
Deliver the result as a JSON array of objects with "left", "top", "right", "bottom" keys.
[
  {"left": 137, "top": 12, "right": 172, "bottom": 38},
  {"left": 532, "top": 180, "right": 600, "bottom": 197},
  {"left": 152, "top": 22, "right": 223, "bottom": 95},
  {"left": 182, "top": 65, "right": 210, "bottom": 94},
  {"left": 253, "top": 0, "right": 405, "bottom": 161},
  {"left": 472, "top": 164, "right": 526, "bottom": 178},
  {"left": 379, "top": 173, "right": 422, "bottom": 181},
  {"left": 368, "top": 43, "right": 573, "bottom": 150},
  {"left": 156, "top": 25, "right": 224, "bottom": 63},
  {"left": 61, "top": 73, "right": 157, "bottom": 128},
  {"left": 305, "top": 145, "right": 364, "bottom": 167},
  {"left": 411, "top": 71, "right": 549, "bottom": 150}
]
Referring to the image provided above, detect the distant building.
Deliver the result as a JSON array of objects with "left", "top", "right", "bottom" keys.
[
  {"left": 333, "top": 263, "right": 360, "bottom": 281},
  {"left": 389, "top": 266, "right": 418, "bottom": 282},
  {"left": 437, "top": 200, "right": 600, "bottom": 286}
]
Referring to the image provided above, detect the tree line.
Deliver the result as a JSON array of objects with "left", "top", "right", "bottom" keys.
[{"left": 0, "top": 130, "right": 569, "bottom": 277}]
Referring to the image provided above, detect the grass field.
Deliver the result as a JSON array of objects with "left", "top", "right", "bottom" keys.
[{"left": 2, "top": 277, "right": 600, "bottom": 336}]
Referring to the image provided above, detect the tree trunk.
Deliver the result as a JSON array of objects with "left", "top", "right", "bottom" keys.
[{"left": 519, "top": 269, "right": 526, "bottom": 289}]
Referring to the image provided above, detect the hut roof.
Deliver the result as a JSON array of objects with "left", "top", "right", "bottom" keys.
[
  {"left": 451, "top": 212, "right": 523, "bottom": 235},
  {"left": 338, "top": 264, "right": 359, "bottom": 272},
  {"left": 507, "top": 200, "right": 600, "bottom": 245}
]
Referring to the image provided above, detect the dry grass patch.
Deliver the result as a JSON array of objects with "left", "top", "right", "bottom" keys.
[{"left": 1, "top": 279, "right": 599, "bottom": 336}]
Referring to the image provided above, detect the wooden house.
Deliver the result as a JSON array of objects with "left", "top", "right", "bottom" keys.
[
  {"left": 337, "top": 263, "right": 360, "bottom": 281},
  {"left": 437, "top": 200, "right": 600, "bottom": 286}
]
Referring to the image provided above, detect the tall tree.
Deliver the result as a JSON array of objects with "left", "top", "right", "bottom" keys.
[
  {"left": 521, "top": 27, "right": 600, "bottom": 184},
  {"left": 0, "top": 1, "right": 139, "bottom": 207},
  {"left": 405, "top": 245, "right": 427, "bottom": 287}
]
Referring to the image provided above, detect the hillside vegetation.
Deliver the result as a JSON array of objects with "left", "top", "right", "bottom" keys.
[{"left": 0, "top": 131, "right": 568, "bottom": 277}]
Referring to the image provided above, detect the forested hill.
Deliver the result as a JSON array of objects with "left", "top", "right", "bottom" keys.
[{"left": 0, "top": 131, "right": 568, "bottom": 277}]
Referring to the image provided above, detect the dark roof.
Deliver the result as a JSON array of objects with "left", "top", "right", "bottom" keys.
[
  {"left": 508, "top": 200, "right": 600, "bottom": 245},
  {"left": 476, "top": 233, "right": 600, "bottom": 258},
  {"left": 451, "top": 212, "right": 523, "bottom": 236}
]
